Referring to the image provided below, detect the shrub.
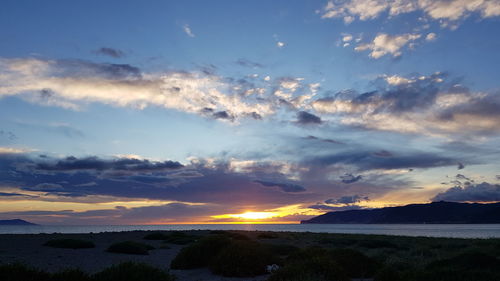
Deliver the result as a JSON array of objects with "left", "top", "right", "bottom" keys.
[
  {"left": 265, "top": 244, "right": 299, "bottom": 256},
  {"left": 107, "top": 241, "right": 154, "bottom": 255},
  {"left": 0, "top": 263, "right": 50, "bottom": 281},
  {"left": 43, "top": 238, "right": 95, "bottom": 249},
  {"left": 209, "top": 240, "right": 279, "bottom": 277},
  {"left": 268, "top": 256, "right": 348, "bottom": 281},
  {"left": 258, "top": 232, "right": 278, "bottom": 239},
  {"left": 93, "top": 262, "right": 175, "bottom": 281},
  {"left": 143, "top": 232, "right": 170, "bottom": 240},
  {"left": 51, "top": 269, "right": 91, "bottom": 281},
  {"left": 170, "top": 235, "right": 231, "bottom": 269},
  {"left": 357, "top": 239, "right": 399, "bottom": 249},
  {"left": 374, "top": 267, "right": 402, "bottom": 281},
  {"left": 330, "top": 248, "right": 379, "bottom": 278},
  {"left": 163, "top": 232, "right": 199, "bottom": 245}
]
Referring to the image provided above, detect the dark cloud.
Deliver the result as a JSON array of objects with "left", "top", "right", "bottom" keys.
[
  {"left": 432, "top": 182, "right": 500, "bottom": 202},
  {"left": 0, "top": 191, "right": 35, "bottom": 198},
  {"left": 296, "top": 111, "right": 322, "bottom": 125},
  {"left": 0, "top": 153, "right": 315, "bottom": 206},
  {"left": 93, "top": 47, "right": 125, "bottom": 58},
  {"left": 305, "top": 135, "right": 343, "bottom": 144},
  {"left": 340, "top": 173, "right": 363, "bottom": 184},
  {"left": 35, "top": 156, "right": 183, "bottom": 172},
  {"left": 0, "top": 130, "right": 17, "bottom": 141},
  {"left": 254, "top": 180, "right": 306, "bottom": 192},
  {"left": 306, "top": 150, "right": 456, "bottom": 171},
  {"left": 212, "top": 111, "right": 234, "bottom": 121},
  {"left": 53, "top": 59, "right": 141, "bottom": 79},
  {"left": 307, "top": 204, "right": 363, "bottom": 212},
  {"left": 235, "top": 58, "right": 263, "bottom": 68},
  {"left": 325, "top": 195, "right": 369, "bottom": 205}
]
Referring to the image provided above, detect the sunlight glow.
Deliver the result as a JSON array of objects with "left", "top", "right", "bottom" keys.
[{"left": 212, "top": 211, "right": 278, "bottom": 220}]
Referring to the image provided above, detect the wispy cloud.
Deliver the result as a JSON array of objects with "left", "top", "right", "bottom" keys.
[{"left": 183, "top": 24, "right": 195, "bottom": 37}]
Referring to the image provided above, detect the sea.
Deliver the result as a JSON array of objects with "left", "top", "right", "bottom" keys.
[{"left": 1, "top": 224, "right": 500, "bottom": 238}]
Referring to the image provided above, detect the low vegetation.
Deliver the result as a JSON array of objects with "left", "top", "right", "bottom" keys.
[
  {"left": 106, "top": 241, "right": 154, "bottom": 255},
  {"left": 43, "top": 238, "right": 95, "bottom": 249},
  {"left": 0, "top": 262, "right": 175, "bottom": 281}
]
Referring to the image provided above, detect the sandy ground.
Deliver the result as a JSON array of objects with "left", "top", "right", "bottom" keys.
[{"left": 0, "top": 231, "right": 268, "bottom": 281}]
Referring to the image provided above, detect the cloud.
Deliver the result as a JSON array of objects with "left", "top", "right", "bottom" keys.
[
  {"left": 235, "top": 59, "right": 263, "bottom": 68},
  {"left": 254, "top": 180, "right": 306, "bottom": 192},
  {"left": 0, "top": 130, "right": 17, "bottom": 141},
  {"left": 307, "top": 204, "right": 363, "bottom": 211},
  {"left": 277, "top": 41, "right": 285, "bottom": 48},
  {"left": 296, "top": 111, "right": 322, "bottom": 125},
  {"left": 340, "top": 173, "right": 363, "bottom": 183},
  {"left": 425, "top": 32, "right": 437, "bottom": 41},
  {"left": 183, "top": 24, "right": 195, "bottom": 37},
  {"left": 319, "top": 0, "right": 500, "bottom": 24},
  {"left": 35, "top": 156, "right": 183, "bottom": 172},
  {"left": 432, "top": 182, "right": 500, "bottom": 202},
  {"left": 93, "top": 47, "right": 125, "bottom": 58},
  {"left": 306, "top": 150, "right": 457, "bottom": 171},
  {"left": 325, "top": 194, "right": 369, "bottom": 204},
  {"left": 0, "top": 57, "right": 277, "bottom": 121},
  {"left": 312, "top": 73, "right": 500, "bottom": 136},
  {"left": 355, "top": 33, "right": 421, "bottom": 58}
]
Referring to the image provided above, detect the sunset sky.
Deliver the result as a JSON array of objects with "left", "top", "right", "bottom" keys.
[{"left": 1, "top": 0, "right": 500, "bottom": 224}]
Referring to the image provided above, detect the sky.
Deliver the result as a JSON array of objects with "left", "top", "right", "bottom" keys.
[{"left": 1, "top": 0, "right": 500, "bottom": 225}]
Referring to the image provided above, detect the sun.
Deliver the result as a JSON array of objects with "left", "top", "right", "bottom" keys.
[{"left": 212, "top": 211, "right": 278, "bottom": 220}]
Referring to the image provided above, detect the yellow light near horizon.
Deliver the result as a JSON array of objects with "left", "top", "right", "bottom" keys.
[{"left": 212, "top": 211, "right": 278, "bottom": 220}]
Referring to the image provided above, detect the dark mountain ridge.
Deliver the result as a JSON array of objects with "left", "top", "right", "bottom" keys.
[
  {"left": 301, "top": 201, "right": 500, "bottom": 224},
  {"left": 0, "top": 219, "right": 37, "bottom": 225}
]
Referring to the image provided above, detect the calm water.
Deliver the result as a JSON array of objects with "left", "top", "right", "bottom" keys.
[{"left": 1, "top": 224, "right": 500, "bottom": 238}]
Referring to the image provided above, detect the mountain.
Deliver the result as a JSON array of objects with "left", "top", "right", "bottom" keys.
[
  {"left": 301, "top": 201, "right": 500, "bottom": 224},
  {"left": 0, "top": 219, "right": 37, "bottom": 225}
]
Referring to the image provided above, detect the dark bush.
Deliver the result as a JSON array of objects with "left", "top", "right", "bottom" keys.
[
  {"left": 93, "top": 262, "right": 175, "bottom": 281},
  {"left": 427, "top": 251, "right": 500, "bottom": 271},
  {"left": 51, "top": 269, "right": 90, "bottom": 281},
  {"left": 374, "top": 266, "right": 402, "bottom": 281},
  {"left": 163, "top": 232, "right": 199, "bottom": 245},
  {"left": 171, "top": 234, "right": 231, "bottom": 269},
  {"left": 143, "top": 232, "right": 170, "bottom": 240},
  {"left": 286, "top": 246, "right": 330, "bottom": 262},
  {"left": 43, "top": 238, "right": 95, "bottom": 249},
  {"left": 330, "top": 248, "right": 379, "bottom": 278},
  {"left": 265, "top": 244, "right": 299, "bottom": 256},
  {"left": 0, "top": 263, "right": 50, "bottom": 281},
  {"left": 209, "top": 240, "right": 279, "bottom": 277},
  {"left": 258, "top": 232, "right": 278, "bottom": 239},
  {"left": 357, "top": 239, "right": 399, "bottom": 249},
  {"left": 107, "top": 241, "right": 154, "bottom": 255},
  {"left": 268, "top": 256, "right": 348, "bottom": 281}
]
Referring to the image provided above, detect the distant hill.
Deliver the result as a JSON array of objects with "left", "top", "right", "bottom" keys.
[
  {"left": 301, "top": 201, "right": 500, "bottom": 224},
  {"left": 0, "top": 219, "right": 37, "bottom": 225}
]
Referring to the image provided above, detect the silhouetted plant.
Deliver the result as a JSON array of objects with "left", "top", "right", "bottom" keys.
[
  {"left": 93, "top": 262, "right": 175, "bottom": 281},
  {"left": 107, "top": 241, "right": 154, "bottom": 255},
  {"left": 0, "top": 263, "right": 50, "bottom": 281},
  {"left": 143, "top": 232, "right": 170, "bottom": 240},
  {"left": 163, "top": 231, "right": 199, "bottom": 245},
  {"left": 210, "top": 240, "right": 279, "bottom": 277},
  {"left": 268, "top": 256, "right": 348, "bottom": 281},
  {"left": 170, "top": 234, "right": 231, "bottom": 269},
  {"left": 330, "top": 248, "right": 379, "bottom": 278}
]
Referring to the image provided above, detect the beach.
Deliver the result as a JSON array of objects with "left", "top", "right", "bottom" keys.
[{"left": 1, "top": 229, "right": 500, "bottom": 281}]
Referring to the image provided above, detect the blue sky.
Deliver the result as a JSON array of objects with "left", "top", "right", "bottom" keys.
[{"left": 1, "top": 0, "right": 500, "bottom": 224}]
